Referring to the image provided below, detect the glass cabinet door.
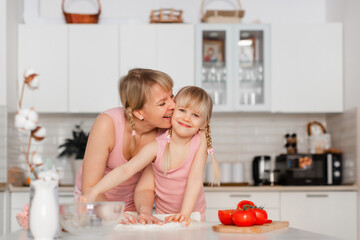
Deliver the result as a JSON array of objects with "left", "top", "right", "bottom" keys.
[
  {"left": 234, "top": 25, "right": 270, "bottom": 111},
  {"left": 196, "top": 25, "right": 233, "bottom": 111}
]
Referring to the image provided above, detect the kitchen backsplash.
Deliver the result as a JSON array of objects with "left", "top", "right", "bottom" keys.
[
  {"left": 0, "top": 106, "right": 6, "bottom": 183},
  {"left": 7, "top": 111, "right": 340, "bottom": 184}
]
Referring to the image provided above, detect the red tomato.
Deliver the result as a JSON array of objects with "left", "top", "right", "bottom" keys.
[
  {"left": 218, "top": 209, "right": 235, "bottom": 225},
  {"left": 265, "top": 219, "right": 273, "bottom": 224},
  {"left": 232, "top": 209, "right": 256, "bottom": 227},
  {"left": 253, "top": 208, "right": 268, "bottom": 225},
  {"left": 237, "top": 200, "right": 255, "bottom": 210}
]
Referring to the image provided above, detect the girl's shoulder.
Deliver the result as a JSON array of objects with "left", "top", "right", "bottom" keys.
[{"left": 156, "top": 129, "right": 170, "bottom": 142}]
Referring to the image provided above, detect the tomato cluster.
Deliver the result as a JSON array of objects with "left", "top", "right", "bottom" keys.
[{"left": 218, "top": 200, "right": 272, "bottom": 227}]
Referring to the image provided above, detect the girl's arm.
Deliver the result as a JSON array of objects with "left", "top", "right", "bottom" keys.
[
  {"left": 165, "top": 131, "right": 208, "bottom": 225},
  {"left": 80, "top": 141, "right": 158, "bottom": 202},
  {"left": 134, "top": 165, "right": 164, "bottom": 224}
]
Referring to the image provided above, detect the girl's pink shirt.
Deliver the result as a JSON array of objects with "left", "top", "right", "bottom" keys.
[
  {"left": 152, "top": 130, "right": 206, "bottom": 221},
  {"left": 74, "top": 107, "right": 143, "bottom": 211}
]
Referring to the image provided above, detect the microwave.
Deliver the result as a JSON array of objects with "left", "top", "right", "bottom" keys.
[{"left": 275, "top": 153, "right": 342, "bottom": 185}]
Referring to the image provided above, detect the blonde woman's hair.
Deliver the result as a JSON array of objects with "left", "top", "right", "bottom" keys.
[
  {"left": 119, "top": 68, "right": 173, "bottom": 154},
  {"left": 162, "top": 86, "right": 221, "bottom": 185}
]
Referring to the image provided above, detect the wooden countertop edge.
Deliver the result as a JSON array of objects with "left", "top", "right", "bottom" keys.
[
  {"left": 204, "top": 184, "right": 359, "bottom": 192},
  {"left": 7, "top": 184, "right": 74, "bottom": 193}
]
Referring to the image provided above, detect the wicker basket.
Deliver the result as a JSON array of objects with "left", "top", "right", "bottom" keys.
[
  {"left": 150, "top": 8, "right": 183, "bottom": 23},
  {"left": 62, "top": 0, "right": 101, "bottom": 24},
  {"left": 201, "top": 0, "right": 245, "bottom": 23}
]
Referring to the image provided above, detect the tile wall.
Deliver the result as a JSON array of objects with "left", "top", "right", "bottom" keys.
[
  {"left": 0, "top": 106, "right": 6, "bottom": 183},
  {"left": 7, "top": 111, "right": 334, "bottom": 185}
]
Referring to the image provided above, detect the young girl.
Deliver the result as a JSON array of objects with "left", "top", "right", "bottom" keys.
[{"left": 79, "top": 86, "right": 221, "bottom": 224}]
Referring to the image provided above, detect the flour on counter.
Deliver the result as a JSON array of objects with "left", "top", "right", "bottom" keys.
[{"left": 115, "top": 212, "right": 201, "bottom": 231}]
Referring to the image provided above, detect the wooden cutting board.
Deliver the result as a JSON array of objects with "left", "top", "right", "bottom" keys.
[{"left": 212, "top": 221, "right": 289, "bottom": 234}]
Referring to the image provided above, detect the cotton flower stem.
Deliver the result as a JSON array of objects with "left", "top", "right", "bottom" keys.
[
  {"left": 26, "top": 135, "right": 38, "bottom": 179},
  {"left": 19, "top": 81, "right": 25, "bottom": 109}
]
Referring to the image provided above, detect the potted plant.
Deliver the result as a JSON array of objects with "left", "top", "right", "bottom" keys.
[{"left": 58, "top": 124, "right": 89, "bottom": 178}]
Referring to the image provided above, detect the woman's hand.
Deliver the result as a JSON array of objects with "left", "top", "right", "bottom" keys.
[
  {"left": 137, "top": 213, "right": 165, "bottom": 225},
  {"left": 78, "top": 193, "right": 95, "bottom": 203},
  {"left": 165, "top": 213, "right": 191, "bottom": 226},
  {"left": 119, "top": 212, "right": 138, "bottom": 224}
]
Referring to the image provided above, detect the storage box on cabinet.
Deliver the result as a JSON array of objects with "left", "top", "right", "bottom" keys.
[
  {"left": 280, "top": 191, "right": 357, "bottom": 240},
  {"left": 205, "top": 192, "right": 280, "bottom": 223}
]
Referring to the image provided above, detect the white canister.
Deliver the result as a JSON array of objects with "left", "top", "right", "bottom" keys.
[
  {"left": 220, "top": 162, "right": 232, "bottom": 183},
  {"left": 232, "top": 162, "right": 244, "bottom": 183}
]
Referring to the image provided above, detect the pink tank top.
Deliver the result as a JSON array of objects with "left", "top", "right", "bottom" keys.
[
  {"left": 152, "top": 130, "right": 206, "bottom": 221},
  {"left": 75, "top": 107, "right": 143, "bottom": 211}
]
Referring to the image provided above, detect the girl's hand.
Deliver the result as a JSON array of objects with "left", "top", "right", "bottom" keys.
[
  {"left": 119, "top": 212, "right": 138, "bottom": 225},
  {"left": 165, "top": 213, "right": 191, "bottom": 226},
  {"left": 137, "top": 213, "right": 165, "bottom": 225}
]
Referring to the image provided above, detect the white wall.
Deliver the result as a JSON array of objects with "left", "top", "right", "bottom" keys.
[
  {"left": 0, "top": 0, "right": 6, "bottom": 106},
  {"left": 340, "top": 1, "right": 360, "bottom": 239},
  {"left": 24, "top": 0, "right": 328, "bottom": 24}
]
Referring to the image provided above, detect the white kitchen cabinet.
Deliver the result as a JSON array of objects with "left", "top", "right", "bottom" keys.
[
  {"left": 271, "top": 23, "right": 343, "bottom": 113},
  {"left": 68, "top": 25, "right": 119, "bottom": 113},
  {"left": 157, "top": 25, "right": 195, "bottom": 94},
  {"left": 119, "top": 24, "right": 195, "bottom": 95},
  {"left": 18, "top": 25, "right": 68, "bottom": 112},
  {"left": 205, "top": 191, "right": 280, "bottom": 223},
  {"left": 196, "top": 24, "right": 271, "bottom": 112},
  {"left": 280, "top": 191, "right": 357, "bottom": 240},
  {"left": 0, "top": 191, "right": 9, "bottom": 236},
  {"left": 10, "top": 191, "right": 74, "bottom": 232}
]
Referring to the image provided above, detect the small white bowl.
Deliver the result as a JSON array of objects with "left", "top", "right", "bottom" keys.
[{"left": 60, "top": 201, "right": 124, "bottom": 236}]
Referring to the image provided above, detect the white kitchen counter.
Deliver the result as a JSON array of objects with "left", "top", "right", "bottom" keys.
[
  {"left": 3, "top": 224, "right": 340, "bottom": 240},
  {"left": 6, "top": 184, "right": 358, "bottom": 193}
]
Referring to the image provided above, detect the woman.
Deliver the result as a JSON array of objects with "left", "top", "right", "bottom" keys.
[{"left": 74, "top": 68, "right": 175, "bottom": 223}]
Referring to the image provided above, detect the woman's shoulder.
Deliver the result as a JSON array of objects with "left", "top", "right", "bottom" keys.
[{"left": 102, "top": 107, "right": 125, "bottom": 118}]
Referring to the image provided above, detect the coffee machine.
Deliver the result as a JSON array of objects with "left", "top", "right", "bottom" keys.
[{"left": 252, "top": 155, "right": 271, "bottom": 186}]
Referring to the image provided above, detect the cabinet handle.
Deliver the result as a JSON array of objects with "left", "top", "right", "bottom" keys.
[
  {"left": 306, "top": 194, "right": 329, "bottom": 198},
  {"left": 230, "top": 194, "right": 251, "bottom": 198}
]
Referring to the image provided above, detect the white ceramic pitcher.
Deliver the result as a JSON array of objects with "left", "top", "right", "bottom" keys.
[{"left": 29, "top": 178, "right": 59, "bottom": 240}]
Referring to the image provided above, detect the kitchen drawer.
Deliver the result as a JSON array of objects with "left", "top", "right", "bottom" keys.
[
  {"left": 205, "top": 192, "right": 280, "bottom": 209},
  {"left": 280, "top": 191, "right": 357, "bottom": 240},
  {"left": 206, "top": 208, "right": 280, "bottom": 223}
]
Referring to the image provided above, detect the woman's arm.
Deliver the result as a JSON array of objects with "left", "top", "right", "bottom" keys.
[
  {"left": 134, "top": 165, "right": 164, "bottom": 224},
  {"left": 165, "top": 131, "right": 208, "bottom": 225},
  {"left": 80, "top": 141, "right": 158, "bottom": 202},
  {"left": 81, "top": 114, "right": 115, "bottom": 201}
]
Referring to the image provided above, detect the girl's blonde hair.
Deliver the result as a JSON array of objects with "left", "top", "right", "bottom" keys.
[
  {"left": 119, "top": 68, "right": 173, "bottom": 154},
  {"left": 163, "top": 86, "right": 221, "bottom": 186}
]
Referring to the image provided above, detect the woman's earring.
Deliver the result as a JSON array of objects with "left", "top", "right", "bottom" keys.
[{"left": 141, "top": 118, "right": 144, "bottom": 121}]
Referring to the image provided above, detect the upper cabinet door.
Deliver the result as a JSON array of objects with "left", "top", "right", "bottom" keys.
[
  {"left": 196, "top": 24, "right": 233, "bottom": 112},
  {"left": 68, "top": 25, "right": 118, "bottom": 113},
  {"left": 234, "top": 24, "right": 271, "bottom": 111},
  {"left": 18, "top": 25, "right": 68, "bottom": 112},
  {"left": 157, "top": 24, "right": 195, "bottom": 95},
  {"left": 119, "top": 24, "right": 157, "bottom": 78},
  {"left": 271, "top": 23, "right": 343, "bottom": 113}
]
